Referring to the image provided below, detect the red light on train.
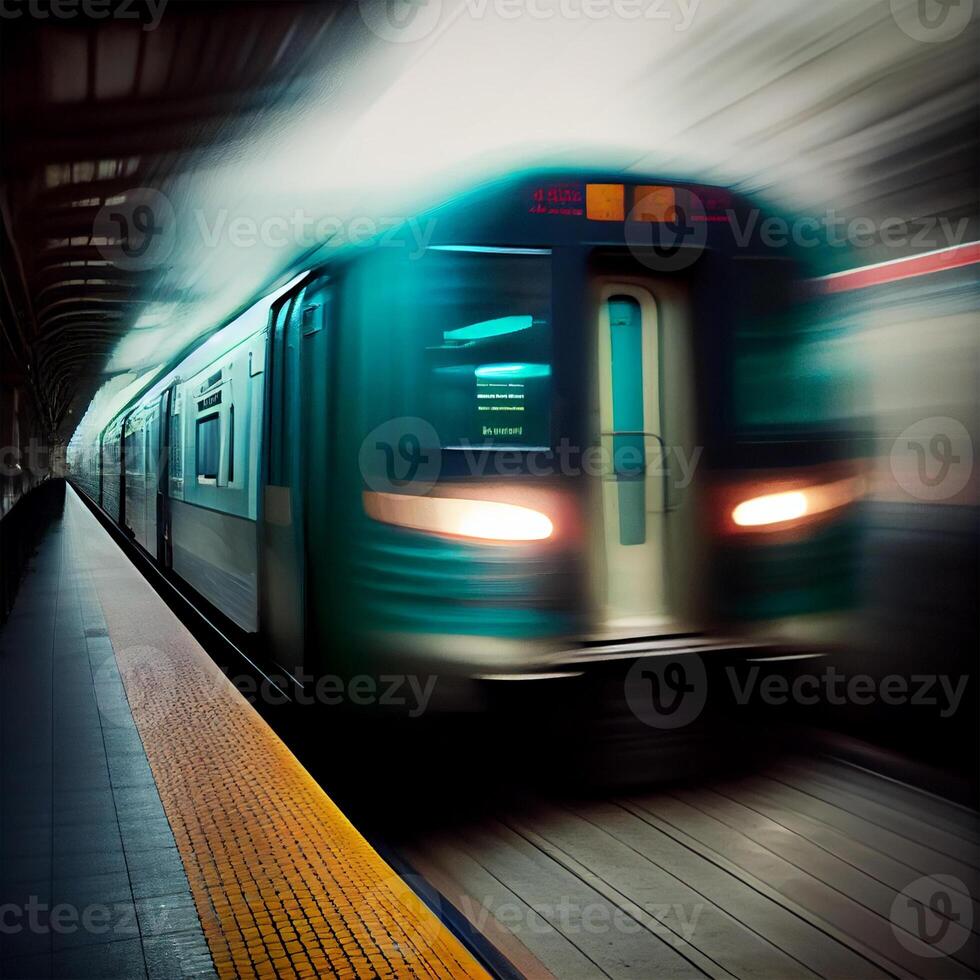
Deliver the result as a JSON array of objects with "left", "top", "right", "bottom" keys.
[
  {"left": 717, "top": 467, "right": 866, "bottom": 536},
  {"left": 528, "top": 183, "right": 584, "bottom": 216}
]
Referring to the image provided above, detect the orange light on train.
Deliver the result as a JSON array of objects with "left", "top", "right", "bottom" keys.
[
  {"left": 632, "top": 185, "right": 677, "bottom": 222},
  {"left": 730, "top": 475, "right": 865, "bottom": 531},
  {"left": 732, "top": 490, "right": 808, "bottom": 527},
  {"left": 586, "top": 183, "right": 625, "bottom": 221},
  {"left": 363, "top": 491, "right": 554, "bottom": 544}
]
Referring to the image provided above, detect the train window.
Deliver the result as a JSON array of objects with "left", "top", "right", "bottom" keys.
[
  {"left": 124, "top": 425, "right": 140, "bottom": 473},
  {"left": 415, "top": 249, "right": 552, "bottom": 450},
  {"left": 227, "top": 405, "right": 234, "bottom": 484},
  {"left": 169, "top": 394, "right": 183, "bottom": 496},
  {"left": 731, "top": 257, "right": 846, "bottom": 431},
  {"left": 196, "top": 414, "right": 220, "bottom": 480}
]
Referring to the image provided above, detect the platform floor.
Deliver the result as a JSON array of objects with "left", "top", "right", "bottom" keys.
[{"left": 1, "top": 487, "right": 486, "bottom": 980}]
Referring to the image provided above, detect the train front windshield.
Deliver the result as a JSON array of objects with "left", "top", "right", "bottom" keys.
[{"left": 396, "top": 248, "right": 553, "bottom": 452}]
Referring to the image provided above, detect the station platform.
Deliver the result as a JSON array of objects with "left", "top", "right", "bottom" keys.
[{"left": 0, "top": 485, "right": 487, "bottom": 980}]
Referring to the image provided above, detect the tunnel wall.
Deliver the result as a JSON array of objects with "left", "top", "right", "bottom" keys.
[{"left": 0, "top": 476, "right": 66, "bottom": 623}]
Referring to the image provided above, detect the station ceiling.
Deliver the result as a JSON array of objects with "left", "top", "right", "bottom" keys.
[{"left": 0, "top": 1, "right": 345, "bottom": 439}]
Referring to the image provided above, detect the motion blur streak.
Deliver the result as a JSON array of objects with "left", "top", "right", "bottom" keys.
[{"left": 51, "top": 0, "right": 975, "bottom": 445}]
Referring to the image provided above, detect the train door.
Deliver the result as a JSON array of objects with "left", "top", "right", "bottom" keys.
[
  {"left": 594, "top": 285, "right": 669, "bottom": 635},
  {"left": 262, "top": 280, "right": 331, "bottom": 685},
  {"left": 261, "top": 282, "right": 309, "bottom": 679},
  {"left": 103, "top": 419, "right": 124, "bottom": 524},
  {"left": 157, "top": 385, "right": 175, "bottom": 568},
  {"left": 123, "top": 411, "right": 145, "bottom": 544},
  {"left": 97, "top": 429, "right": 104, "bottom": 507},
  {"left": 143, "top": 403, "right": 160, "bottom": 558}
]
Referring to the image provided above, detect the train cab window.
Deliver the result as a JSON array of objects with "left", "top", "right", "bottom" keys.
[
  {"left": 731, "top": 257, "right": 845, "bottom": 431},
  {"left": 196, "top": 414, "right": 220, "bottom": 480},
  {"left": 415, "top": 249, "right": 552, "bottom": 450}
]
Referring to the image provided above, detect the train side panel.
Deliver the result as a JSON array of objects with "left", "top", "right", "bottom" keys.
[
  {"left": 101, "top": 418, "right": 123, "bottom": 524},
  {"left": 123, "top": 409, "right": 147, "bottom": 551},
  {"left": 168, "top": 332, "right": 265, "bottom": 632}
]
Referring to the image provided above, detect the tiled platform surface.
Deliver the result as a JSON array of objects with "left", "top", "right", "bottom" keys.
[
  {"left": 1, "top": 487, "right": 487, "bottom": 980},
  {"left": 1, "top": 492, "right": 214, "bottom": 979}
]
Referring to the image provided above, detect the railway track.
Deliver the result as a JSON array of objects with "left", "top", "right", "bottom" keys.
[{"left": 400, "top": 755, "right": 980, "bottom": 979}]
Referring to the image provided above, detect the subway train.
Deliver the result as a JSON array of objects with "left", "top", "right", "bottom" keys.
[{"left": 70, "top": 172, "right": 866, "bottom": 706}]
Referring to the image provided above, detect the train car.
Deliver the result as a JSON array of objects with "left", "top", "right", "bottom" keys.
[
  {"left": 76, "top": 285, "right": 294, "bottom": 633},
  {"left": 70, "top": 171, "right": 866, "bottom": 706}
]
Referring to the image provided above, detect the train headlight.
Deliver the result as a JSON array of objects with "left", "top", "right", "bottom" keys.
[
  {"left": 729, "top": 475, "right": 865, "bottom": 532},
  {"left": 363, "top": 491, "right": 554, "bottom": 544},
  {"left": 732, "top": 490, "right": 808, "bottom": 527}
]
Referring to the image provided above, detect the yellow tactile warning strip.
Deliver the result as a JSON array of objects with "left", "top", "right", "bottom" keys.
[{"left": 65, "top": 489, "right": 489, "bottom": 980}]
